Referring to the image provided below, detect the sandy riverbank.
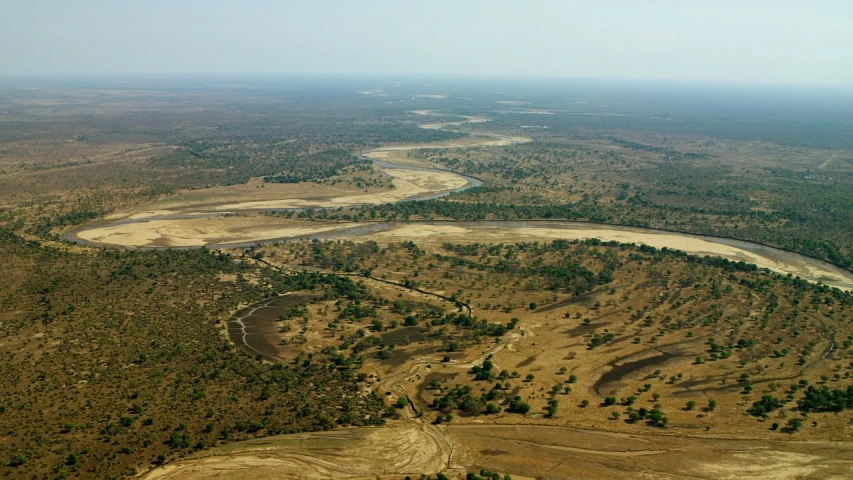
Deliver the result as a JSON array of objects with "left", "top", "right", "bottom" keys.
[{"left": 72, "top": 217, "right": 853, "bottom": 290}]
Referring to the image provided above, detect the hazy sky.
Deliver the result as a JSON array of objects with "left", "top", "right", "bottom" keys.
[{"left": 2, "top": 0, "right": 851, "bottom": 86}]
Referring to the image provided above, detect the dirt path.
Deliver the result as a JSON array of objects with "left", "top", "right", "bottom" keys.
[
  {"left": 139, "top": 424, "right": 454, "bottom": 480},
  {"left": 448, "top": 423, "right": 853, "bottom": 479},
  {"left": 818, "top": 153, "right": 837, "bottom": 169}
]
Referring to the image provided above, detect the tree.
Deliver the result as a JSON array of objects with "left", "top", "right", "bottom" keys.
[
  {"left": 168, "top": 432, "right": 192, "bottom": 449},
  {"left": 797, "top": 385, "right": 853, "bottom": 413},
  {"left": 507, "top": 397, "right": 531, "bottom": 414},
  {"left": 546, "top": 399, "right": 558, "bottom": 418},
  {"left": 786, "top": 418, "right": 803, "bottom": 432},
  {"left": 685, "top": 400, "right": 696, "bottom": 411},
  {"left": 648, "top": 408, "right": 668, "bottom": 427},
  {"left": 748, "top": 395, "right": 783, "bottom": 417}
]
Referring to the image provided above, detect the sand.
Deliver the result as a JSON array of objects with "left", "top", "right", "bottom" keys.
[
  {"left": 100, "top": 168, "right": 468, "bottom": 219},
  {"left": 205, "top": 169, "right": 468, "bottom": 212},
  {"left": 140, "top": 424, "right": 451, "bottom": 480},
  {"left": 365, "top": 223, "right": 853, "bottom": 290},
  {"left": 363, "top": 134, "right": 528, "bottom": 154},
  {"left": 66, "top": 110, "right": 853, "bottom": 480},
  {"left": 72, "top": 111, "right": 848, "bottom": 290},
  {"left": 76, "top": 219, "right": 357, "bottom": 249},
  {"left": 74, "top": 218, "right": 853, "bottom": 290}
]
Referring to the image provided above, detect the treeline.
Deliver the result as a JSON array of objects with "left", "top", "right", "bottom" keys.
[
  {"left": 148, "top": 142, "right": 358, "bottom": 187},
  {"left": 366, "top": 193, "right": 780, "bottom": 226},
  {"left": 439, "top": 238, "right": 851, "bottom": 305},
  {"left": 798, "top": 385, "right": 853, "bottom": 413},
  {"left": 263, "top": 149, "right": 370, "bottom": 184},
  {"left": 356, "top": 193, "right": 853, "bottom": 269},
  {"left": 367, "top": 197, "right": 615, "bottom": 223},
  {"left": 26, "top": 209, "right": 104, "bottom": 239},
  {"left": 747, "top": 384, "right": 853, "bottom": 422},
  {"left": 487, "top": 108, "right": 853, "bottom": 150},
  {"left": 434, "top": 242, "right": 608, "bottom": 297}
]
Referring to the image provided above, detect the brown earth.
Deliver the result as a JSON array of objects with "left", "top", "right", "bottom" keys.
[
  {"left": 140, "top": 240, "right": 853, "bottom": 479},
  {"left": 58, "top": 111, "right": 853, "bottom": 479}
]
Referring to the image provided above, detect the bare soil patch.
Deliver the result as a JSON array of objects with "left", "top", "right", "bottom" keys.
[{"left": 141, "top": 423, "right": 452, "bottom": 480}]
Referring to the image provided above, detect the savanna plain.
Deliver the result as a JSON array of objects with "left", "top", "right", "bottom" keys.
[{"left": 2, "top": 78, "right": 853, "bottom": 479}]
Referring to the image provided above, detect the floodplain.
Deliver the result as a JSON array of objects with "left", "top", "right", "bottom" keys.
[{"left": 2, "top": 79, "right": 853, "bottom": 479}]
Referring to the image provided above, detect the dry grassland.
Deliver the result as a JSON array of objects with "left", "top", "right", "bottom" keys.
[{"left": 142, "top": 239, "right": 853, "bottom": 479}]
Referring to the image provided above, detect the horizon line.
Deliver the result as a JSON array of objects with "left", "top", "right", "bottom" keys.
[{"left": 0, "top": 72, "right": 851, "bottom": 91}]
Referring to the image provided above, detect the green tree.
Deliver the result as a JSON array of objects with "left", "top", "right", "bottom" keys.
[{"left": 786, "top": 418, "right": 803, "bottom": 432}]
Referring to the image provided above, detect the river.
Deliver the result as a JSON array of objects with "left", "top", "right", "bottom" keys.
[{"left": 65, "top": 115, "right": 853, "bottom": 291}]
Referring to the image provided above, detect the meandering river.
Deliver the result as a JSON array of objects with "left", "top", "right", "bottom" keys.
[
  {"left": 67, "top": 115, "right": 853, "bottom": 291},
  {"left": 135, "top": 114, "right": 853, "bottom": 480}
]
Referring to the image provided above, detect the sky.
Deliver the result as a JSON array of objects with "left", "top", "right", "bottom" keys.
[{"left": 1, "top": 0, "right": 851, "bottom": 87}]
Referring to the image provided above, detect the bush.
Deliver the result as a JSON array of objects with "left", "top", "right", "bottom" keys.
[
  {"left": 797, "top": 385, "right": 853, "bottom": 413},
  {"left": 748, "top": 395, "right": 784, "bottom": 417},
  {"left": 167, "top": 433, "right": 192, "bottom": 449},
  {"left": 786, "top": 418, "right": 803, "bottom": 432},
  {"left": 507, "top": 397, "right": 531, "bottom": 414}
]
